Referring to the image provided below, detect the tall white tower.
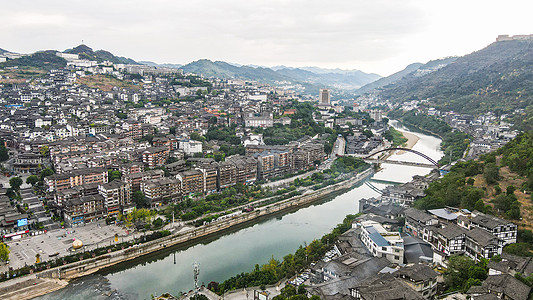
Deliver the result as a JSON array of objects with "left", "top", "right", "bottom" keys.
[{"left": 319, "top": 89, "right": 331, "bottom": 106}]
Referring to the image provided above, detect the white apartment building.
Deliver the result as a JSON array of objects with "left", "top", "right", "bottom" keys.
[
  {"left": 359, "top": 220, "right": 404, "bottom": 264},
  {"left": 179, "top": 139, "right": 203, "bottom": 155}
]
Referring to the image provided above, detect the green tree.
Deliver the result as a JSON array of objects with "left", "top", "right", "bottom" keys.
[
  {"left": 0, "top": 242, "right": 9, "bottom": 262},
  {"left": 108, "top": 170, "right": 122, "bottom": 182},
  {"left": 40, "top": 168, "right": 55, "bottom": 181},
  {"left": 444, "top": 256, "right": 476, "bottom": 290},
  {"left": 0, "top": 140, "right": 9, "bottom": 162},
  {"left": 132, "top": 191, "right": 148, "bottom": 208},
  {"left": 39, "top": 145, "right": 49, "bottom": 157},
  {"left": 483, "top": 163, "right": 500, "bottom": 185},
  {"left": 506, "top": 185, "right": 516, "bottom": 196},
  {"left": 26, "top": 175, "right": 39, "bottom": 186},
  {"left": 9, "top": 177, "right": 23, "bottom": 191}
]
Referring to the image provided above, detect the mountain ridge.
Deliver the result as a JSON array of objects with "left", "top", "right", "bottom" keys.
[
  {"left": 375, "top": 39, "right": 533, "bottom": 130},
  {"left": 180, "top": 59, "right": 381, "bottom": 91},
  {"left": 64, "top": 44, "right": 139, "bottom": 65}
]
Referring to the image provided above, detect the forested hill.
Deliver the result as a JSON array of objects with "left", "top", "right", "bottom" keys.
[
  {"left": 64, "top": 44, "right": 139, "bottom": 65},
  {"left": 0, "top": 50, "right": 67, "bottom": 70},
  {"left": 378, "top": 39, "right": 533, "bottom": 128},
  {"left": 415, "top": 131, "right": 533, "bottom": 227}
]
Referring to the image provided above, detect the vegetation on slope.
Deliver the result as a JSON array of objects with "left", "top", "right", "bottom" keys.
[
  {"left": 379, "top": 40, "right": 533, "bottom": 130},
  {"left": 0, "top": 51, "right": 67, "bottom": 70},
  {"left": 415, "top": 132, "right": 533, "bottom": 222},
  {"left": 64, "top": 44, "right": 138, "bottom": 65}
]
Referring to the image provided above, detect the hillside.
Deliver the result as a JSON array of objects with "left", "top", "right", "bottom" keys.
[
  {"left": 0, "top": 48, "right": 9, "bottom": 55},
  {"left": 356, "top": 57, "right": 458, "bottom": 96},
  {"left": 180, "top": 59, "right": 381, "bottom": 92},
  {"left": 64, "top": 44, "right": 138, "bottom": 65},
  {"left": 356, "top": 63, "right": 424, "bottom": 95},
  {"left": 415, "top": 132, "right": 533, "bottom": 230},
  {"left": 377, "top": 39, "right": 533, "bottom": 125},
  {"left": 76, "top": 75, "right": 142, "bottom": 91},
  {"left": 0, "top": 50, "right": 67, "bottom": 70}
]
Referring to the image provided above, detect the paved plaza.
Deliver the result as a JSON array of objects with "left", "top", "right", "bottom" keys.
[{"left": 1, "top": 220, "right": 132, "bottom": 271}]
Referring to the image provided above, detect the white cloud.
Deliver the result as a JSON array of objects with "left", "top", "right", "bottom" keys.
[{"left": 1, "top": 0, "right": 532, "bottom": 75}]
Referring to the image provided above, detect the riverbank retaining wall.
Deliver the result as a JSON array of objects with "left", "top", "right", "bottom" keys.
[{"left": 35, "top": 168, "right": 373, "bottom": 281}]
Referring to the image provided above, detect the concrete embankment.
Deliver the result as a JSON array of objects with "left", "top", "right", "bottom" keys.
[{"left": 0, "top": 169, "right": 373, "bottom": 299}]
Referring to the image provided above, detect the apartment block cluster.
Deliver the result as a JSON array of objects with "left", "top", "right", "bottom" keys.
[
  {"left": 0, "top": 50, "right": 349, "bottom": 230},
  {"left": 42, "top": 135, "right": 324, "bottom": 225}
]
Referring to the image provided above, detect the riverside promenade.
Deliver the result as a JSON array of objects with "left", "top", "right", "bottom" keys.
[{"left": 0, "top": 168, "right": 373, "bottom": 300}]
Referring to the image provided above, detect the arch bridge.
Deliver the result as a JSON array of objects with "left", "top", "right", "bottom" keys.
[{"left": 362, "top": 147, "right": 440, "bottom": 168}]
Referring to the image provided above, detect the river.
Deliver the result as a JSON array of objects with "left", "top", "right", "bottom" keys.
[{"left": 37, "top": 121, "right": 443, "bottom": 300}]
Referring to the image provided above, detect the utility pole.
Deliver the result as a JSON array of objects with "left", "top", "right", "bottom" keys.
[
  {"left": 449, "top": 149, "right": 453, "bottom": 165},
  {"left": 193, "top": 262, "right": 200, "bottom": 298}
]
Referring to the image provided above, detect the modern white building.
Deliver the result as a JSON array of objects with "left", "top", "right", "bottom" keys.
[
  {"left": 319, "top": 88, "right": 330, "bottom": 106},
  {"left": 179, "top": 139, "right": 203, "bottom": 155},
  {"left": 359, "top": 220, "right": 404, "bottom": 264}
]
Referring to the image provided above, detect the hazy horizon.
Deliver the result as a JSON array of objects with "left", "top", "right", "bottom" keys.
[{"left": 2, "top": 0, "right": 532, "bottom": 76}]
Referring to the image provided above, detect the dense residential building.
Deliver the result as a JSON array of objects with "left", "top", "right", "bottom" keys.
[
  {"left": 467, "top": 274, "right": 531, "bottom": 300},
  {"left": 54, "top": 182, "right": 99, "bottom": 206},
  {"left": 166, "top": 160, "right": 186, "bottom": 175},
  {"left": 123, "top": 169, "right": 165, "bottom": 192},
  {"left": 226, "top": 155, "right": 257, "bottom": 184},
  {"left": 465, "top": 227, "right": 504, "bottom": 260},
  {"left": 177, "top": 169, "right": 204, "bottom": 195},
  {"left": 141, "top": 178, "right": 181, "bottom": 207},
  {"left": 351, "top": 277, "right": 425, "bottom": 300},
  {"left": 253, "top": 151, "right": 275, "bottom": 179},
  {"left": 404, "top": 208, "right": 509, "bottom": 264},
  {"left": 434, "top": 223, "right": 467, "bottom": 256},
  {"left": 404, "top": 208, "right": 438, "bottom": 243},
  {"left": 196, "top": 162, "right": 218, "bottom": 193},
  {"left": 63, "top": 194, "right": 105, "bottom": 225},
  {"left": 218, "top": 161, "right": 237, "bottom": 189},
  {"left": 45, "top": 167, "right": 108, "bottom": 192},
  {"left": 118, "top": 162, "right": 144, "bottom": 176},
  {"left": 12, "top": 152, "right": 44, "bottom": 174},
  {"left": 98, "top": 180, "right": 132, "bottom": 216},
  {"left": 394, "top": 264, "right": 439, "bottom": 298},
  {"left": 142, "top": 146, "right": 169, "bottom": 167}
]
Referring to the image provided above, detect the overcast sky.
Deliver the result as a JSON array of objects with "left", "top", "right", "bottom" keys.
[{"left": 2, "top": 0, "right": 532, "bottom": 76}]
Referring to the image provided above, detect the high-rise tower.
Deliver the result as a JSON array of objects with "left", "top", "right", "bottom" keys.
[{"left": 319, "top": 89, "right": 331, "bottom": 106}]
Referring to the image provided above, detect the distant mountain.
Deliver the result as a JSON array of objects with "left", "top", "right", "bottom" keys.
[
  {"left": 0, "top": 48, "right": 9, "bottom": 55},
  {"left": 355, "top": 63, "right": 424, "bottom": 95},
  {"left": 0, "top": 50, "right": 66, "bottom": 69},
  {"left": 181, "top": 59, "right": 290, "bottom": 81},
  {"left": 377, "top": 39, "right": 533, "bottom": 119},
  {"left": 139, "top": 61, "right": 182, "bottom": 69},
  {"left": 180, "top": 59, "right": 381, "bottom": 91},
  {"left": 355, "top": 57, "right": 457, "bottom": 96},
  {"left": 64, "top": 45, "right": 139, "bottom": 65}
]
